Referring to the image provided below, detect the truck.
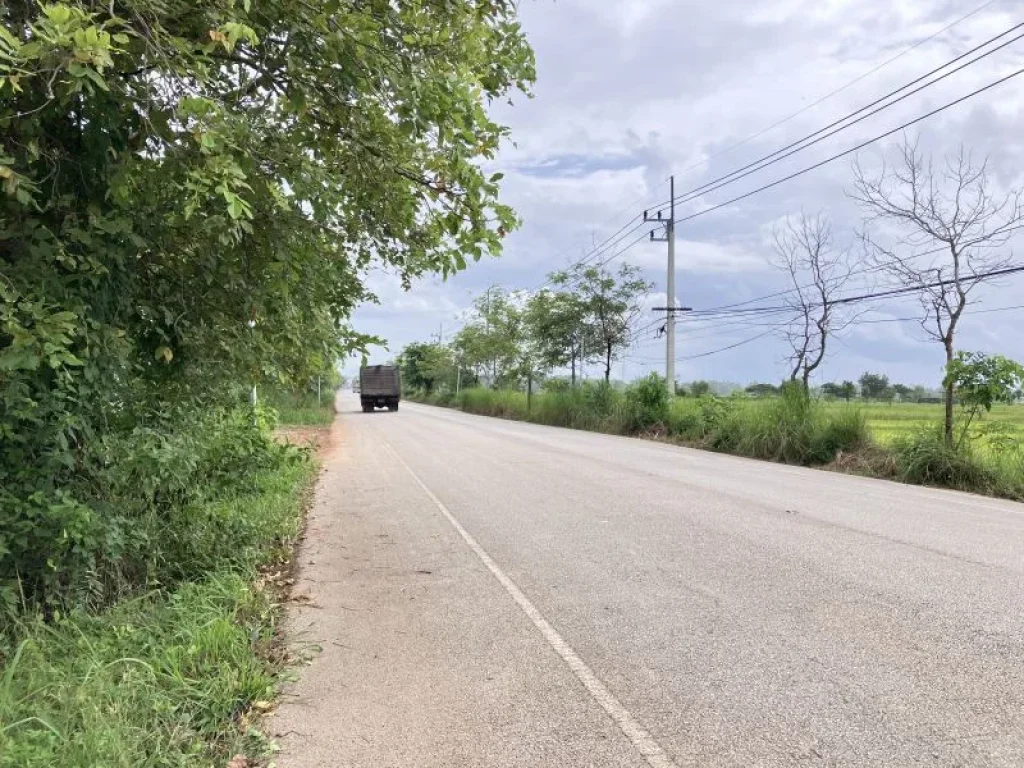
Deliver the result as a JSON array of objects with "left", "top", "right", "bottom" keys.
[{"left": 359, "top": 365, "right": 401, "bottom": 412}]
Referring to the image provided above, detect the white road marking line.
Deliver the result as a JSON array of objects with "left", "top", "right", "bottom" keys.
[{"left": 380, "top": 437, "right": 678, "bottom": 768}]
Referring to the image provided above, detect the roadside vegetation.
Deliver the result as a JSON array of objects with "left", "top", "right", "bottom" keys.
[
  {"left": 1, "top": 1, "right": 534, "bottom": 765},
  {"left": 262, "top": 371, "right": 343, "bottom": 427},
  {"left": 410, "top": 379, "right": 1024, "bottom": 500}
]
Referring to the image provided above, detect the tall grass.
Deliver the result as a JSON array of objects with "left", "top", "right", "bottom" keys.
[
  {"left": 415, "top": 379, "right": 868, "bottom": 466},
  {"left": 893, "top": 428, "right": 1024, "bottom": 500},
  {"left": 263, "top": 387, "right": 335, "bottom": 426},
  {"left": 414, "top": 382, "right": 1023, "bottom": 499},
  {"left": 0, "top": 453, "right": 314, "bottom": 767}
]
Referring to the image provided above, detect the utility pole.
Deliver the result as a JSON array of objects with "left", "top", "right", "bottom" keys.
[{"left": 644, "top": 176, "right": 686, "bottom": 397}]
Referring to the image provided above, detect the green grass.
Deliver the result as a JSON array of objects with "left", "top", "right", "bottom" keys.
[
  {"left": 264, "top": 388, "right": 335, "bottom": 426},
  {"left": 829, "top": 401, "right": 1024, "bottom": 450},
  {"left": 412, "top": 386, "right": 1024, "bottom": 500},
  {"left": 0, "top": 460, "right": 315, "bottom": 767}
]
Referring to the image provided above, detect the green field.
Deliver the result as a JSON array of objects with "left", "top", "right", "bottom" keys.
[{"left": 825, "top": 401, "right": 1024, "bottom": 449}]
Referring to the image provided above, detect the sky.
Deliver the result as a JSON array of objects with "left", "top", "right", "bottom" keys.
[{"left": 345, "top": 0, "right": 1024, "bottom": 388}]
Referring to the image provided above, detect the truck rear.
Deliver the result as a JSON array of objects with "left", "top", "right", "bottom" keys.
[{"left": 359, "top": 365, "right": 401, "bottom": 412}]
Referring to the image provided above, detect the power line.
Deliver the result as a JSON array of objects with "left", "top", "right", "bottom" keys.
[
  {"left": 629, "top": 301, "right": 1024, "bottom": 365},
  {"left": 855, "top": 301, "right": 1024, "bottom": 324},
  {"left": 671, "top": 65, "right": 1024, "bottom": 228},
  {"left": 688, "top": 221, "right": 1024, "bottom": 319},
  {"left": 688, "top": 263, "right": 1024, "bottom": 318},
  {"left": 531, "top": 4, "right": 1006, "bottom": 304},
  {"left": 677, "top": 328, "right": 780, "bottom": 361},
  {"left": 672, "top": 0, "right": 1003, "bottom": 178},
  {"left": 647, "top": 22, "right": 1024, "bottom": 214}
]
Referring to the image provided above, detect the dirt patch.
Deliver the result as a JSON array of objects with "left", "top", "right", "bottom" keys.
[
  {"left": 274, "top": 426, "right": 332, "bottom": 458},
  {"left": 827, "top": 445, "right": 899, "bottom": 478}
]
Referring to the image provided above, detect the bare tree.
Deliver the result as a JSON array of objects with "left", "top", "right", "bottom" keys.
[
  {"left": 852, "top": 136, "right": 1024, "bottom": 446},
  {"left": 771, "top": 211, "right": 859, "bottom": 393}
]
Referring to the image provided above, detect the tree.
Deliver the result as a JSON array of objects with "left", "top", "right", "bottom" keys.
[
  {"left": 554, "top": 264, "right": 649, "bottom": 383},
  {"left": 525, "top": 289, "right": 592, "bottom": 387},
  {"left": 839, "top": 381, "right": 858, "bottom": 402},
  {"left": 944, "top": 351, "right": 1024, "bottom": 448},
  {"left": 859, "top": 372, "right": 890, "bottom": 400},
  {"left": 688, "top": 380, "right": 712, "bottom": 397},
  {"left": 770, "top": 211, "right": 859, "bottom": 392},
  {"left": 853, "top": 136, "right": 1024, "bottom": 445},
  {"left": 892, "top": 383, "right": 914, "bottom": 402},
  {"left": 453, "top": 288, "right": 529, "bottom": 387},
  {"left": 398, "top": 342, "right": 454, "bottom": 395},
  {"left": 746, "top": 382, "right": 780, "bottom": 398},
  {"left": 820, "top": 382, "right": 843, "bottom": 399},
  {"left": 0, "top": 2, "right": 535, "bottom": 606}
]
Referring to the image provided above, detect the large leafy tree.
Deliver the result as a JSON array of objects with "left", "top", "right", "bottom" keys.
[{"left": 0, "top": 1, "right": 534, "bottom": 604}]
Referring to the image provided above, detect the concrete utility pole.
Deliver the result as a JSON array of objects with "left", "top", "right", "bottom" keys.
[{"left": 644, "top": 177, "right": 683, "bottom": 396}]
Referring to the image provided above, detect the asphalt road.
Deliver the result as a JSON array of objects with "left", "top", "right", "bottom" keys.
[{"left": 271, "top": 394, "right": 1024, "bottom": 767}]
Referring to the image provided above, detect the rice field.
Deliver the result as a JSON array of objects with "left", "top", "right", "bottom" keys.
[{"left": 822, "top": 401, "right": 1024, "bottom": 449}]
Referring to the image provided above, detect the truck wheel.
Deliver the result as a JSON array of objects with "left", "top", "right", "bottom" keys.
[
  {"left": 362, "top": 403, "right": 373, "bottom": 413},
  {"left": 388, "top": 400, "right": 399, "bottom": 412}
]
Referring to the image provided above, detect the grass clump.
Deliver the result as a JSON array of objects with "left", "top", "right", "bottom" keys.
[
  {"left": 1, "top": 575, "right": 279, "bottom": 768},
  {"left": 263, "top": 387, "right": 336, "bottom": 426},
  {"left": 892, "top": 428, "right": 1024, "bottom": 499},
  {"left": 1, "top": 436, "right": 315, "bottom": 767}
]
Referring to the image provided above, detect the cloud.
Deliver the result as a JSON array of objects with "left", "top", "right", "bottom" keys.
[{"left": 348, "top": 0, "right": 1024, "bottom": 384}]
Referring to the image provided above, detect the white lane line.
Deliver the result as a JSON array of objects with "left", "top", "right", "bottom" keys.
[{"left": 379, "top": 437, "right": 677, "bottom": 768}]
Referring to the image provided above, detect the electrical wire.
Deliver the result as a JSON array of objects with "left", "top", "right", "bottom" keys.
[
  {"left": 678, "top": 264, "right": 1024, "bottom": 325},
  {"left": 671, "top": 65, "right": 1024, "bottom": 228},
  {"left": 643, "top": 21, "right": 1024, "bottom": 214},
  {"left": 672, "top": 0, "right": 1003, "bottom": 178},
  {"left": 629, "top": 300, "right": 1024, "bottom": 364},
  {"left": 686, "top": 221, "right": 1024, "bottom": 319}
]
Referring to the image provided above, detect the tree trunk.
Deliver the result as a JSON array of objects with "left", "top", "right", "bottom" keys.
[
  {"left": 943, "top": 341, "right": 955, "bottom": 448},
  {"left": 570, "top": 352, "right": 577, "bottom": 388},
  {"left": 527, "top": 373, "right": 533, "bottom": 413},
  {"left": 604, "top": 342, "right": 612, "bottom": 383}
]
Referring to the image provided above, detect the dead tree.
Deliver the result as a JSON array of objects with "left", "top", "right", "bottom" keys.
[
  {"left": 771, "top": 211, "right": 859, "bottom": 393},
  {"left": 852, "top": 136, "right": 1024, "bottom": 447}
]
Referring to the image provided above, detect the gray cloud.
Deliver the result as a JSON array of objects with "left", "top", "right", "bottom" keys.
[{"left": 349, "top": 0, "right": 1024, "bottom": 387}]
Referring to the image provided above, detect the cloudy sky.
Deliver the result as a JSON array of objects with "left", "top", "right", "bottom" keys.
[{"left": 347, "top": 0, "right": 1024, "bottom": 388}]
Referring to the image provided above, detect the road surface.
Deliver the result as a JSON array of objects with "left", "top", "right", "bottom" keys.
[{"left": 271, "top": 394, "right": 1024, "bottom": 767}]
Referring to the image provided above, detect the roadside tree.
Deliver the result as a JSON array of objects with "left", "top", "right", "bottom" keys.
[
  {"left": 859, "top": 372, "right": 890, "bottom": 400},
  {"left": 945, "top": 352, "right": 1024, "bottom": 448},
  {"left": 853, "top": 136, "right": 1024, "bottom": 445},
  {"left": 553, "top": 264, "right": 650, "bottom": 383},
  {"left": 770, "top": 211, "right": 860, "bottom": 392}
]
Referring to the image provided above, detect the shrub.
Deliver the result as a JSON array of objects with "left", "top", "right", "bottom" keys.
[
  {"left": 1, "top": 408, "right": 304, "bottom": 625},
  {"left": 625, "top": 374, "right": 670, "bottom": 431},
  {"left": 893, "top": 429, "right": 1001, "bottom": 493}
]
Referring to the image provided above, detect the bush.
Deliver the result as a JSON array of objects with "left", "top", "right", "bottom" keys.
[
  {"left": 695, "top": 385, "right": 868, "bottom": 466},
  {"left": 0, "top": 450, "right": 313, "bottom": 767},
  {"left": 893, "top": 429, "right": 1001, "bottom": 493},
  {"left": 1, "top": 408, "right": 305, "bottom": 626},
  {"left": 625, "top": 374, "right": 670, "bottom": 431}
]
